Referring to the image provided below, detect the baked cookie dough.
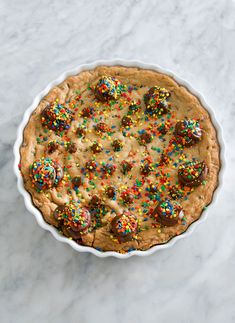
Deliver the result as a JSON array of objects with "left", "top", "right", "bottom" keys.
[{"left": 20, "top": 66, "right": 220, "bottom": 253}]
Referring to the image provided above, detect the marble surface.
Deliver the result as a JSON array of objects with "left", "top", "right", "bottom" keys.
[{"left": 1, "top": 0, "right": 235, "bottom": 322}]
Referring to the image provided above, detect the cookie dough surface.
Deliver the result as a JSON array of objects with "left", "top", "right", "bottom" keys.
[{"left": 20, "top": 66, "right": 220, "bottom": 253}]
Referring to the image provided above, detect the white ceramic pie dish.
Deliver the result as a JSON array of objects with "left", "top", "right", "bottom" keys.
[{"left": 13, "top": 59, "right": 225, "bottom": 259}]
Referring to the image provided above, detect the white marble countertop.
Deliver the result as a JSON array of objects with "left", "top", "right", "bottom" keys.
[{"left": 1, "top": 0, "right": 235, "bottom": 322}]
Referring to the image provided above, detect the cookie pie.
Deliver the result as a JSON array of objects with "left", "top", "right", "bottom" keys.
[{"left": 20, "top": 66, "right": 220, "bottom": 252}]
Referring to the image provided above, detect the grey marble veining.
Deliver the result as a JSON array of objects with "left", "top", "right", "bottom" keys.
[{"left": 1, "top": 0, "right": 235, "bottom": 322}]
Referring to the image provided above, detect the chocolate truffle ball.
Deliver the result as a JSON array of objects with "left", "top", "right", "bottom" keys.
[
  {"left": 159, "top": 153, "right": 171, "bottom": 166},
  {"left": 54, "top": 202, "right": 91, "bottom": 238},
  {"left": 53, "top": 205, "right": 69, "bottom": 221},
  {"left": 178, "top": 160, "right": 208, "bottom": 187},
  {"left": 95, "top": 76, "right": 122, "bottom": 102},
  {"left": 41, "top": 103, "right": 73, "bottom": 132},
  {"left": 174, "top": 119, "right": 202, "bottom": 147},
  {"left": 152, "top": 200, "right": 183, "bottom": 226},
  {"left": 144, "top": 86, "right": 170, "bottom": 116},
  {"left": 111, "top": 212, "right": 138, "bottom": 242},
  {"left": 30, "top": 158, "right": 63, "bottom": 190}
]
